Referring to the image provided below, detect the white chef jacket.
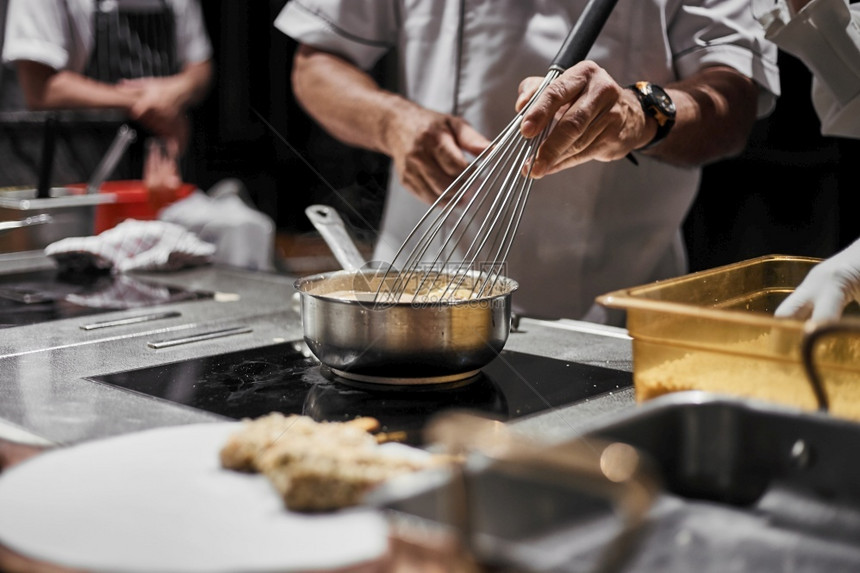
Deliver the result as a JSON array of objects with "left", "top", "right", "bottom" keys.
[
  {"left": 276, "top": 0, "right": 780, "bottom": 323},
  {"left": 2, "top": 0, "right": 212, "bottom": 74},
  {"left": 758, "top": 0, "right": 860, "bottom": 138}
]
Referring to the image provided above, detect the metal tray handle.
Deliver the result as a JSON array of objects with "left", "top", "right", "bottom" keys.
[{"left": 800, "top": 317, "right": 860, "bottom": 413}]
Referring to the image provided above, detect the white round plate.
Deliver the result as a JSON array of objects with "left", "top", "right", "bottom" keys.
[{"left": 0, "top": 422, "right": 390, "bottom": 573}]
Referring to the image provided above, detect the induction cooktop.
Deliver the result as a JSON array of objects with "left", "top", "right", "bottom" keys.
[
  {"left": 0, "top": 267, "right": 213, "bottom": 328},
  {"left": 89, "top": 341, "right": 633, "bottom": 444}
]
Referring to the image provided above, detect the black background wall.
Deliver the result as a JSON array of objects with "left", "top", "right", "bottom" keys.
[
  {"left": 684, "top": 50, "right": 860, "bottom": 271},
  {"left": 186, "top": 0, "right": 387, "bottom": 245}
]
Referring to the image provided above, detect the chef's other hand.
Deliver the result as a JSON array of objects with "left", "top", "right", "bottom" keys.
[
  {"left": 775, "top": 239, "right": 860, "bottom": 321},
  {"left": 516, "top": 61, "right": 651, "bottom": 178},
  {"left": 388, "top": 106, "right": 490, "bottom": 204},
  {"left": 118, "top": 76, "right": 190, "bottom": 150}
]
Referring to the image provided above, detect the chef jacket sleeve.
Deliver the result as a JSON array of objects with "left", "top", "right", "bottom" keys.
[
  {"left": 171, "top": 0, "right": 213, "bottom": 66},
  {"left": 759, "top": 0, "right": 860, "bottom": 138},
  {"left": 670, "top": 0, "right": 781, "bottom": 117},
  {"left": 274, "top": 0, "right": 398, "bottom": 70},
  {"left": 2, "top": 0, "right": 75, "bottom": 70}
]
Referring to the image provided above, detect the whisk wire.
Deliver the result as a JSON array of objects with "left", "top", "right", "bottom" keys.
[
  {"left": 377, "top": 131, "right": 506, "bottom": 301},
  {"left": 374, "top": 69, "right": 561, "bottom": 304},
  {"left": 446, "top": 130, "right": 533, "bottom": 298},
  {"left": 417, "top": 129, "right": 523, "bottom": 295}
]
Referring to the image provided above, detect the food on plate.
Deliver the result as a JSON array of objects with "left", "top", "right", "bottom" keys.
[
  {"left": 219, "top": 412, "right": 377, "bottom": 472},
  {"left": 220, "top": 413, "right": 450, "bottom": 512},
  {"left": 259, "top": 441, "right": 437, "bottom": 512}
]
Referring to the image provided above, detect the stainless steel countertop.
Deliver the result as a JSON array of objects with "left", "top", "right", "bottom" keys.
[{"left": 0, "top": 253, "right": 636, "bottom": 447}]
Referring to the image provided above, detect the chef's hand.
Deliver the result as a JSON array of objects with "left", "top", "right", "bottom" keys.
[
  {"left": 775, "top": 239, "right": 860, "bottom": 321},
  {"left": 0, "top": 439, "right": 45, "bottom": 472},
  {"left": 117, "top": 76, "right": 191, "bottom": 150},
  {"left": 387, "top": 106, "right": 490, "bottom": 204},
  {"left": 144, "top": 137, "right": 183, "bottom": 211},
  {"left": 516, "top": 61, "right": 652, "bottom": 178}
]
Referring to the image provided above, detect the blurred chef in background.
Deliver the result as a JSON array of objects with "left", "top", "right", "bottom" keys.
[
  {"left": 2, "top": 0, "right": 276, "bottom": 272},
  {"left": 756, "top": 0, "right": 860, "bottom": 321},
  {"left": 758, "top": 0, "right": 860, "bottom": 138},
  {"left": 1, "top": 0, "right": 212, "bottom": 183},
  {"left": 276, "top": 0, "right": 779, "bottom": 324}
]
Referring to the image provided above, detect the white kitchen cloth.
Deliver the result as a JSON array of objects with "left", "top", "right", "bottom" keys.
[
  {"left": 44, "top": 219, "right": 216, "bottom": 272},
  {"left": 158, "top": 181, "right": 276, "bottom": 272},
  {"left": 64, "top": 274, "right": 181, "bottom": 309}
]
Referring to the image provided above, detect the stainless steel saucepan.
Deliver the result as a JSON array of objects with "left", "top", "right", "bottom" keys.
[{"left": 294, "top": 205, "right": 519, "bottom": 385}]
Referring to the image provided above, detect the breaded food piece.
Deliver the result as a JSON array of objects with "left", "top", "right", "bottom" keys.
[
  {"left": 253, "top": 422, "right": 409, "bottom": 512},
  {"left": 276, "top": 450, "right": 437, "bottom": 512},
  {"left": 219, "top": 413, "right": 300, "bottom": 472},
  {"left": 252, "top": 418, "right": 378, "bottom": 474},
  {"left": 219, "top": 412, "right": 370, "bottom": 472},
  {"left": 220, "top": 412, "right": 450, "bottom": 513},
  {"left": 347, "top": 416, "right": 381, "bottom": 433}
]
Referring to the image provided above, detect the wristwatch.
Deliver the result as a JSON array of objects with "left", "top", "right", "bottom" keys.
[{"left": 628, "top": 81, "right": 676, "bottom": 149}]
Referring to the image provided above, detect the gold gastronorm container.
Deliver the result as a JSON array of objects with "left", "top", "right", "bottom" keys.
[{"left": 596, "top": 255, "right": 860, "bottom": 422}]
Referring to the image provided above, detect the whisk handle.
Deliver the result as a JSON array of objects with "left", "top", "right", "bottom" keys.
[{"left": 549, "top": 0, "right": 621, "bottom": 72}]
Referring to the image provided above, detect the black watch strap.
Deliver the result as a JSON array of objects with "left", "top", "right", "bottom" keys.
[{"left": 628, "top": 81, "right": 676, "bottom": 150}]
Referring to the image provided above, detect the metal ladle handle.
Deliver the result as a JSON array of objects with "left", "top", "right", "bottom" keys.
[
  {"left": 86, "top": 124, "right": 137, "bottom": 194},
  {"left": 305, "top": 205, "right": 367, "bottom": 271}
]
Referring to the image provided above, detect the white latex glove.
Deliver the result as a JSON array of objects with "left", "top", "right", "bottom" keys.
[{"left": 775, "top": 238, "right": 860, "bottom": 320}]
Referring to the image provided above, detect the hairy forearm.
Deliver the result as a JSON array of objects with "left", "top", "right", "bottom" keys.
[
  {"left": 291, "top": 45, "right": 414, "bottom": 156},
  {"left": 644, "top": 66, "right": 760, "bottom": 167},
  {"left": 17, "top": 61, "right": 134, "bottom": 111},
  {"left": 168, "top": 60, "right": 213, "bottom": 109},
  {"left": 17, "top": 59, "right": 213, "bottom": 113}
]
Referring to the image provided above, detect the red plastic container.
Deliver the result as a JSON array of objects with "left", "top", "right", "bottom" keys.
[{"left": 67, "top": 180, "right": 196, "bottom": 233}]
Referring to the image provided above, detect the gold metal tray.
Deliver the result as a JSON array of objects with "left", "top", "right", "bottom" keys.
[{"left": 596, "top": 255, "right": 860, "bottom": 421}]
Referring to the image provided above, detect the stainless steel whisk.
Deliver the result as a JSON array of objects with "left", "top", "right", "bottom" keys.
[{"left": 375, "top": 0, "right": 621, "bottom": 303}]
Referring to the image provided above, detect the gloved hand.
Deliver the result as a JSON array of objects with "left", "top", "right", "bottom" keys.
[{"left": 775, "top": 238, "right": 860, "bottom": 320}]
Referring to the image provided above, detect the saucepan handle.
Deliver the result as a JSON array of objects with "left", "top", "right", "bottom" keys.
[{"left": 305, "top": 204, "right": 367, "bottom": 272}]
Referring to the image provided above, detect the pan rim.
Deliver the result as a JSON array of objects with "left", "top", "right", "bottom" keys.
[{"left": 293, "top": 269, "right": 519, "bottom": 307}]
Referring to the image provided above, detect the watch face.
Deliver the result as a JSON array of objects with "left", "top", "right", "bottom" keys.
[
  {"left": 629, "top": 81, "right": 676, "bottom": 147},
  {"left": 650, "top": 85, "right": 676, "bottom": 115}
]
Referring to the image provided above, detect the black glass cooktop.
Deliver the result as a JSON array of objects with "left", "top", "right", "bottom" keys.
[
  {"left": 89, "top": 341, "right": 632, "bottom": 444},
  {"left": 0, "top": 268, "right": 213, "bottom": 328}
]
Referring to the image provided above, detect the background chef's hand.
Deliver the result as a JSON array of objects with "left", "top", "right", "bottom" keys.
[
  {"left": 387, "top": 106, "right": 490, "bottom": 204},
  {"left": 775, "top": 239, "right": 860, "bottom": 321},
  {"left": 516, "top": 61, "right": 651, "bottom": 178},
  {"left": 144, "top": 137, "right": 183, "bottom": 211},
  {"left": 118, "top": 77, "right": 190, "bottom": 149}
]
